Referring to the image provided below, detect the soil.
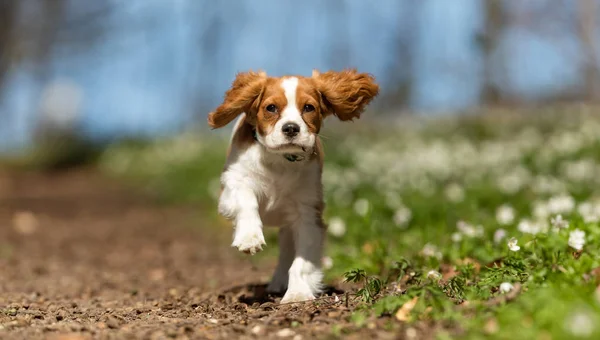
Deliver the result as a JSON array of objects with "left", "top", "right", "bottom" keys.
[{"left": 0, "top": 169, "right": 414, "bottom": 340}]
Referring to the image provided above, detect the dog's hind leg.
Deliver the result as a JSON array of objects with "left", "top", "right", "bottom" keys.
[{"left": 280, "top": 206, "right": 325, "bottom": 303}]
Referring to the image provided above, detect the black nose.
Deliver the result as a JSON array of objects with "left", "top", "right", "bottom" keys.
[{"left": 282, "top": 123, "right": 300, "bottom": 137}]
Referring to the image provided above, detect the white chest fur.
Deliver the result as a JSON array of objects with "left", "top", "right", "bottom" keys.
[{"left": 220, "top": 142, "right": 321, "bottom": 227}]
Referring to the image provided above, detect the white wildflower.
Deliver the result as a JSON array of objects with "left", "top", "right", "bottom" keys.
[
  {"left": 427, "top": 270, "right": 442, "bottom": 281},
  {"left": 507, "top": 237, "right": 520, "bottom": 252},
  {"left": 568, "top": 229, "right": 586, "bottom": 251},
  {"left": 457, "top": 221, "right": 484, "bottom": 238},
  {"left": 496, "top": 167, "right": 530, "bottom": 194},
  {"left": 564, "top": 309, "right": 595, "bottom": 337},
  {"left": 444, "top": 183, "right": 465, "bottom": 203},
  {"left": 550, "top": 214, "right": 569, "bottom": 230},
  {"left": 517, "top": 219, "right": 544, "bottom": 235},
  {"left": 393, "top": 206, "right": 412, "bottom": 228},
  {"left": 532, "top": 175, "right": 566, "bottom": 195},
  {"left": 562, "top": 159, "right": 595, "bottom": 182},
  {"left": 547, "top": 194, "right": 575, "bottom": 215},
  {"left": 451, "top": 232, "right": 463, "bottom": 243},
  {"left": 578, "top": 202, "right": 600, "bottom": 223},
  {"left": 322, "top": 256, "right": 333, "bottom": 270},
  {"left": 353, "top": 199, "right": 370, "bottom": 217},
  {"left": 495, "top": 205, "right": 515, "bottom": 225},
  {"left": 421, "top": 243, "right": 442, "bottom": 260},
  {"left": 499, "top": 282, "right": 514, "bottom": 294},
  {"left": 493, "top": 229, "right": 507, "bottom": 244},
  {"left": 532, "top": 201, "right": 550, "bottom": 220},
  {"left": 327, "top": 217, "right": 346, "bottom": 237}
]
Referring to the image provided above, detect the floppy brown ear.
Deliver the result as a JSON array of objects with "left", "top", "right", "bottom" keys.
[
  {"left": 312, "top": 69, "right": 379, "bottom": 121},
  {"left": 207, "top": 71, "right": 267, "bottom": 129}
]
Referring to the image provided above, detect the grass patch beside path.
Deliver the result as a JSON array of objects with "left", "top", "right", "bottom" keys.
[{"left": 98, "top": 105, "right": 600, "bottom": 339}]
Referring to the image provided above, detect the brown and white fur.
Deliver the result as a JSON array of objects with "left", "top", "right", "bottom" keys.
[{"left": 208, "top": 69, "right": 379, "bottom": 303}]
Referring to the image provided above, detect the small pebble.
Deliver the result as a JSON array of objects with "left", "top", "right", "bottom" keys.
[
  {"left": 12, "top": 211, "right": 39, "bottom": 235},
  {"left": 106, "top": 317, "right": 120, "bottom": 329},
  {"left": 251, "top": 325, "right": 263, "bottom": 335},
  {"left": 277, "top": 328, "right": 296, "bottom": 337}
]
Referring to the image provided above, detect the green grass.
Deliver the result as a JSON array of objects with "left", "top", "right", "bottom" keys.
[{"left": 99, "top": 105, "right": 600, "bottom": 339}]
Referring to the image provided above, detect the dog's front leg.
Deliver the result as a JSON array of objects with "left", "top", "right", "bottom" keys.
[
  {"left": 219, "top": 184, "right": 265, "bottom": 255},
  {"left": 280, "top": 206, "right": 325, "bottom": 303},
  {"left": 266, "top": 227, "right": 295, "bottom": 294}
]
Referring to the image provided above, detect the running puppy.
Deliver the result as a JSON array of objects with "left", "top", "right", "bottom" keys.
[{"left": 208, "top": 69, "right": 379, "bottom": 303}]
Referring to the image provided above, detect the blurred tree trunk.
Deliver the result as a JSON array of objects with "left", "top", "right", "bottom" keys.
[
  {"left": 578, "top": 0, "right": 600, "bottom": 101},
  {"left": 379, "top": 4, "right": 415, "bottom": 112},
  {"left": 0, "top": 1, "right": 17, "bottom": 90},
  {"left": 481, "top": 0, "right": 504, "bottom": 105}
]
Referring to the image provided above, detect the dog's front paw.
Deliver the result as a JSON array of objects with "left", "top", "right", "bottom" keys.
[
  {"left": 280, "top": 290, "right": 315, "bottom": 304},
  {"left": 232, "top": 221, "right": 266, "bottom": 255}
]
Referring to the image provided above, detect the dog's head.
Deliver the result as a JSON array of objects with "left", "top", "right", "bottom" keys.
[{"left": 208, "top": 69, "right": 379, "bottom": 154}]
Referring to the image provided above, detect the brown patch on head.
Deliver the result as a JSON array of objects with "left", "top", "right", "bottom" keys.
[
  {"left": 254, "top": 77, "right": 288, "bottom": 137},
  {"left": 207, "top": 71, "right": 267, "bottom": 129},
  {"left": 295, "top": 78, "right": 324, "bottom": 134},
  {"left": 311, "top": 68, "right": 379, "bottom": 121}
]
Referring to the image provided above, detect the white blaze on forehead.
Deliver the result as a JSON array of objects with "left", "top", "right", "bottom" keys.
[
  {"left": 280, "top": 77, "right": 302, "bottom": 123},
  {"left": 281, "top": 77, "right": 299, "bottom": 106}
]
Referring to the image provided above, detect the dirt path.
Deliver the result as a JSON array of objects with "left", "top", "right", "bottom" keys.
[{"left": 0, "top": 169, "right": 385, "bottom": 340}]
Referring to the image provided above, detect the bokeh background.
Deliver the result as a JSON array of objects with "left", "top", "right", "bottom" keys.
[
  {"left": 2, "top": 2, "right": 600, "bottom": 339},
  {"left": 1, "top": 0, "right": 600, "bottom": 153}
]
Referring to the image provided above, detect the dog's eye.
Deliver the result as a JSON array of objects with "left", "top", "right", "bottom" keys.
[
  {"left": 266, "top": 104, "right": 278, "bottom": 113},
  {"left": 303, "top": 104, "right": 315, "bottom": 113}
]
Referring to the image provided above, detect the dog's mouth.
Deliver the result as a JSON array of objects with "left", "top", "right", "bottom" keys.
[
  {"left": 267, "top": 143, "right": 310, "bottom": 154},
  {"left": 255, "top": 132, "right": 315, "bottom": 155}
]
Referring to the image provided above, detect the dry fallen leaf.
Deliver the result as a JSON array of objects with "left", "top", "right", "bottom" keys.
[
  {"left": 591, "top": 267, "right": 600, "bottom": 284},
  {"left": 395, "top": 296, "right": 419, "bottom": 322},
  {"left": 441, "top": 264, "right": 458, "bottom": 282}
]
